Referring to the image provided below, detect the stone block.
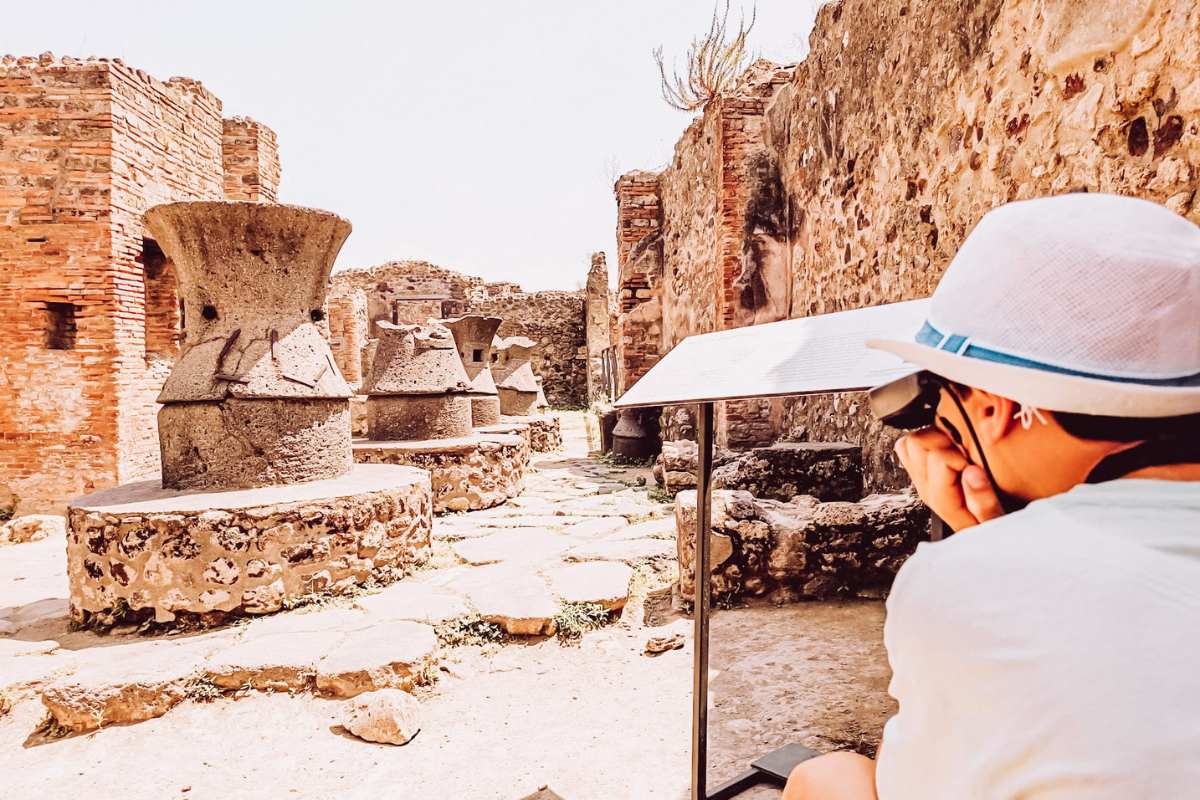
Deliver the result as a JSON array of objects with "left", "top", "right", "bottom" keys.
[{"left": 675, "top": 488, "right": 928, "bottom": 602}]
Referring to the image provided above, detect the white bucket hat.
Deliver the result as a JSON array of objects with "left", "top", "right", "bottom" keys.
[{"left": 868, "top": 193, "right": 1200, "bottom": 418}]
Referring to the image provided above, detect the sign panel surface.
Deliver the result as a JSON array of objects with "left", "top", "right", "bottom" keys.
[{"left": 615, "top": 299, "right": 930, "bottom": 408}]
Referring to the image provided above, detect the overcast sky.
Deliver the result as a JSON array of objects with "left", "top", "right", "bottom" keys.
[{"left": 2, "top": 1, "right": 822, "bottom": 289}]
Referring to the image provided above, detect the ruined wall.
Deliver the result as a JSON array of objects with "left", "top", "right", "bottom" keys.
[
  {"left": 221, "top": 117, "right": 281, "bottom": 202},
  {"left": 616, "top": 233, "right": 665, "bottom": 392},
  {"left": 0, "top": 53, "right": 279, "bottom": 512},
  {"left": 640, "top": 0, "right": 1200, "bottom": 490},
  {"left": 109, "top": 68, "right": 226, "bottom": 485}
]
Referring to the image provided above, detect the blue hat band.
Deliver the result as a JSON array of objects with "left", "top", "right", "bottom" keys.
[{"left": 915, "top": 321, "right": 1200, "bottom": 388}]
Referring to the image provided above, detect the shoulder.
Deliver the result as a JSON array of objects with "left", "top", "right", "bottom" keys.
[{"left": 885, "top": 502, "right": 1089, "bottom": 653}]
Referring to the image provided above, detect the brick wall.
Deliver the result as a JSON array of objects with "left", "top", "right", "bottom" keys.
[
  {"left": 0, "top": 56, "right": 117, "bottom": 512},
  {"left": 0, "top": 53, "right": 280, "bottom": 513},
  {"left": 626, "top": 61, "right": 793, "bottom": 448}
]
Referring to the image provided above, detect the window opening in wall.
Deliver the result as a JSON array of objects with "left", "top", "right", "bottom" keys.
[
  {"left": 140, "top": 237, "right": 181, "bottom": 358},
  {"left": 44, "top": 302, "right": 77, "bottom": 350},
  {"left": 472, "top": 348, "right": 483, "bottom": 362}
]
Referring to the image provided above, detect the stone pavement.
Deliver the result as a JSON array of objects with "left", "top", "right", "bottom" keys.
[{"left": 0, "top": 412, "right": 675, "bottom": 733}]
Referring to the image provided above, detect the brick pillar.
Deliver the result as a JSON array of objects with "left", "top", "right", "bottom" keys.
[{"left": 222, "top": 117, "right": 281, "bottom": 202}]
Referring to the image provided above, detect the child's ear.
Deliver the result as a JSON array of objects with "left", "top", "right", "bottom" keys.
[{"left": 974, "top": 391, "right": 1019, "bottom": 444}]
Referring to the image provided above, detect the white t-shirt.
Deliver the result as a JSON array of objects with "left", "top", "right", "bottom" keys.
[{"left": 875, "top": 479, "right": 1200, "bottom": 799}]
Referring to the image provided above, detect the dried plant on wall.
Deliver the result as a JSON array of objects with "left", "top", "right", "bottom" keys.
[{"left": 653, "top": 0, "right": 757, "bottom": 112}]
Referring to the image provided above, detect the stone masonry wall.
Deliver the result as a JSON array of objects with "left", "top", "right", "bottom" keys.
[
  {"left": 771, "top": 0, "right": 1200, "bottom": 491},
  {"left": 0, "top": 53, "right": 281, "bottom": 513}
]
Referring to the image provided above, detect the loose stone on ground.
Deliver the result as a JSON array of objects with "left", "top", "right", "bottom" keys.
[{"left": 344, "top": 689, "right": 422, "bottom": 746}]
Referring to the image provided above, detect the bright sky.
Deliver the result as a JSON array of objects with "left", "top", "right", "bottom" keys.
[{"left": 2, "top": 1, "right": 822, "bottom": 290}]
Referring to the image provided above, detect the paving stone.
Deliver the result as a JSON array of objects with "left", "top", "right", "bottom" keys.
[
  {"left": 41, "top": 633, "right": 235, "bottom": 733},
  {"left": 351, "top": 583, "right": 470, "bottom": 626},
  {"left": 544, "top": 563, "right": 634, "bottom": 611},
  {"left": 562, "top": 538, "right": 675, "bottom": 565},
  {"left": 465, "top": 574, "right": 558, "bottom": 636},
  {"left": 205, "top": 629, "right": 336, "bottom": 692},
  {"left": 315, "top": 620, "right": 438, "bottom": 697},
  {"left": 451, "top": 531, "right": 574, "bottom": 566},
  {"left": 606, "top": 517, "right": 676, "bottom": 540},
  {"left": 566, "top": 517, "right": 629, "bottom": 538}
]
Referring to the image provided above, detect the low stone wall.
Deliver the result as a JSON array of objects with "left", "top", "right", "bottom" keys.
[
  {"left": 66, "top": 464, "right": 433, "bottom": 626},
  {"left": 354, "top": 434, "right": 528, "bottom": 513},
  {"left": 655, "top": 440, "right": 863, "bottom": 501},
  {"left": 675, "top": 489, "right": 929, "bottom": 603}
]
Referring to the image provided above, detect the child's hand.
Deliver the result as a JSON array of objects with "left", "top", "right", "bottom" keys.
[{"left": 895, "top": 428, "right": 1004, "bottom": 532}]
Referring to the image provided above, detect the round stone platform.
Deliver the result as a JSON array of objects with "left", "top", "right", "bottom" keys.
[
  {"left": 66, "top": 464, "right": 433, "bottom": 626},
  {"left": 353, "top": 433, "right": 528, "bottom": 514},
  {"left": 479, "top": 414, "right": 562, "bottom": 453}
]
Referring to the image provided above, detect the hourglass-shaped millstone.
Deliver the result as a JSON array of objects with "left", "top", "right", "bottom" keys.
[
  {"left": 365, "top": 322, "right": 474, "bottom": 441},
  {"left": 440, "top": 315, "right": 503, "bottom": 427},
  {"left": 494, "top": 336, "right": 540, "bottom": 416},
  {"left": 144, "top": 201, "right": 355, "bottom": 490}
]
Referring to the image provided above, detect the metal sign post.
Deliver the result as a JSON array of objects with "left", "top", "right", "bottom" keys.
[{"left": 691, "top": 402, "right": 715, "bottom": 800}]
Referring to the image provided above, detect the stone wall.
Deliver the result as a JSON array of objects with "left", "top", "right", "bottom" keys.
[
  {"left": 468, "top": 290, "right": 587, "bottom": 408},
  {"left": 624, "top": 0, "right": 1200, "bottom": 490},
  {"left": 0, "top": 53, "right": 280, "bottom": 513}
]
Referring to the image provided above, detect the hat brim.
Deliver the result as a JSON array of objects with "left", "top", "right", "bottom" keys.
[{"left": 866, "top": 339, "right": 1200, "bottom": 418}]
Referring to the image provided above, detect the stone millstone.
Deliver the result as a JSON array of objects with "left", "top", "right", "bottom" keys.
[
  {"left": 344, "top": 688, "right": 422, "bottom": 746},
  {"left": 365, "top": 322, "right": 473, "bottom": 441},
  {"left": 144, "top": 201, "right": 355, "bottom": 491},
  {"left": 440, "top": 315, "right": 502, "bottom": 397}
]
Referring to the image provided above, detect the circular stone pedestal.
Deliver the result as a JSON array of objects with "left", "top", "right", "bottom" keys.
[
  {"left": 353, "top": 433, "right": 528, "bottom": 513},
  {"left": 481, "top": 415, "right": 561, "bottom": 453},
  {"left": 66, "top": 464, "right": 432, "bottom": 626}
]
